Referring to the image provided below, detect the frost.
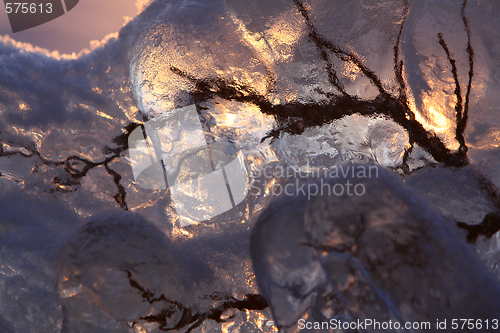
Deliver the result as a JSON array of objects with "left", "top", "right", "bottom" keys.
[
  {"left": 251, "top": 167, "right": 500, "bottom": 331},
  {"left": 1, "top": 0, "right": 500, "bottom": 331}
]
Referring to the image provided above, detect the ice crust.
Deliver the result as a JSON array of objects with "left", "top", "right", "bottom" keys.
[
  {"left": 0, "top": 0, "right": 500, "bottom": 332},
  {"left": 251, "top": 167, "right": 500, "bottom": 332}
]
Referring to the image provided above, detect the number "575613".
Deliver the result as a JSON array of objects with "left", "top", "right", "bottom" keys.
[{"left": 5, "top": 2, "right": 53, "bottom": 14}]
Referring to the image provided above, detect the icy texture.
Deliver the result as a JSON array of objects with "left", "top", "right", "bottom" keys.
[
  {"left": 406, "top": 166, "right": 496, "bottom": 225},
  {"left": 251, "top": 167, "right": 500, "bottom": 332},
  {"left": 55, "top": 212, "right": 187, "bottom": 332},
  {"left": 55, "top": 211, "right": 270, "bottom": 332},
  {"left": 0, "top": 0, "right": 500, "bottom": 331}
]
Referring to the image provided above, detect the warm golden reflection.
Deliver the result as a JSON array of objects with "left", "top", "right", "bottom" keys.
[
  {"left": 426, "top": 105, "right": 452, "bottom": 132},
  {"left": 343, "top": 61, "right": 362, "bottom": 81},
  {"left": 0, "top": 34, "right": 124, "bottom": 60},
  {"left": 406, "top": 85, "right": 460, "bottom": 151},
  {"left": 229, "top": 7, "right": 305, "bottom": 104},
  {"left": 95, "top": 110, "right": 114, "bottom": 120},
  {"left": 470, "top": 129, "right": 500, "bottom": 150},
  {"left": 264, "top": 10, "right": 307, "bottom": 62}
]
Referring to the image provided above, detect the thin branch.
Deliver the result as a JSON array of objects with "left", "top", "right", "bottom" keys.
[
  {"left": 460, "top": 0, "right": 474, "bottom": 154},
  {"left": 437, "top": 33, "right": 465, "bottom": 149},
  {"left": 394, "top": 0, "right": 413, "bottom": 120},
  {"left": 124, "top": 269, "right": 268, "bottom": 332},
  {"left": 319, "top": 48, "right": 348, "bottom": 96},
  {"left": 293, "top": 0, "right": 390, "bottom": 97},
  {"left": 0, "top": 123, "right": 137, "bottom": 208}
]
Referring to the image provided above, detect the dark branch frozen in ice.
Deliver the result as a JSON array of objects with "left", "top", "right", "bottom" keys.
[
  {"left": 123, "top": 269, "right": 268, "bottom": 332},
  {"left": 0, "top": 123, "right": 136, "bottom": 208}
]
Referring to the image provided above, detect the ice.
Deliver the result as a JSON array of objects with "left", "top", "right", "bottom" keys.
[
  {"left": 55, "top": 211, "right": 192, "bottom": 332},
  {"left": 406, "top": 165, "right": 496, "bottom": 225},
  {"left": 250, "top": 188, "right": 327, "bottom": 330},
  {"left": 1, "top": 0, "right": 500, "bottom": 331},
  {"left": 251, "top": 167, "right": 500, "bottom": 332}
]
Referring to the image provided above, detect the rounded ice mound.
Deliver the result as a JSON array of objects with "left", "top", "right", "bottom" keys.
[
  {"left": 251, "top": 165, "right": 500, "bottom": 332},
  {"left": 55, "top": 211, "right": 193, "bottom": 332}
]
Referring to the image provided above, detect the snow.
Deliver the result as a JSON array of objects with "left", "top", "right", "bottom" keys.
[{"left": 1, "top": 0, "right": 500, "bottom": 331}]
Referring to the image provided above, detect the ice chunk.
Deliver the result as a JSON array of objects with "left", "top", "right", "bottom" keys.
[
  {"left": 55, "top": 211, "right": 194, "bottom": 331},
  {"left": 1, "top": 0, "right": 500, "bottom": 331},
  {"left": 251, "top": 166, "right": 500, "bottom": 331},
  {"left": 406, "top": 165, "right": 496, "bottom": 225}
]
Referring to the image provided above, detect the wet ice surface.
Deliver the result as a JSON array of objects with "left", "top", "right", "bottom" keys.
[
  {"left": 1, "top": 0, "right": 500, "bottom": 332},
  {"left": 251, "top": 168, "right": 500, "bottom": 332}
]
